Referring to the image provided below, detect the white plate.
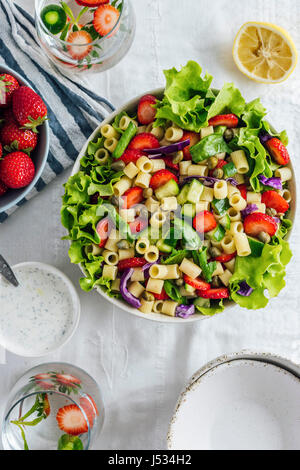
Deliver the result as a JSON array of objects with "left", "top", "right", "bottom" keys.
[
  {"left": 71, "top": 89, "right": 296, "bottom": 323},
  {"left": 168, "top": 353, "right": 300, "bottom": 450}
]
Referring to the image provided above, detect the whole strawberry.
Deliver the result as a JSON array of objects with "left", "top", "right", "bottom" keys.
[
  {"left": 0, "top": 151, "right": 35, "bottom": 189},
  {"left": 1, "top": 120, "right": 38, "bottom": 152},
  {"left": 0, "top": 180, "right": 7, "bottom": 196},
  {"left": 0, "top": 74, "right": 19, "bottom": 109},
  {"left": 12, "top": 86, "right": 47, "bottom": 132}
]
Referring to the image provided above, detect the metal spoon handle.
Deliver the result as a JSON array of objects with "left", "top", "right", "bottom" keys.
[{"left": 0, "top": 255, "right": 19, "bottom": 287}]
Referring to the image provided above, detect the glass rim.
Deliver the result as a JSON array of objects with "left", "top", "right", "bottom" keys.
[
  {"left": 3, "top": 389, "right": 92, "bottom": 450},
  {"left": 35, "top": 0, "right": 126, "bottom": 47}
]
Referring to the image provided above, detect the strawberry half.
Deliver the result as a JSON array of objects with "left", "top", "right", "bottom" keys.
[
  {"left": 122, "top": 187, "right": 143, "bottom": 209},
  {"left": 0, "top": 151, "right": 35, "bottom": 189},
  {"left": 118, "top": 257, "right": 147, "bottom": 270},
  {"left": 0, "top": 180, "right": 7, "bottom": 197},
  {"left": 244, "top": 212, "right": 277, "bottom": 237},
  {"left": 193, "top": 211, "right": 217, "bottom": 233},
  {"left": 137, "top": 95, "right": 157, "bottom": 125},
  {"left": 120, "top": 149, "right": 145, "bottom": 165},
  {"left": 67, "top": 30, "right": 93, "bottom": 60},
  {"left": 56, "top": 405, "right": 88, "bottom": 436},
  {"left": 214, "top": 252, "right": 237, "bottom": 263},
  {"left": 164, "top": 155, "right": 179, "bottom": 171},
  {"left": 128, "top": 133, "right": 160, "bottom": 151},
  {"left": 197, "top": 288, "right": 230, "bottom": 299},
  {"left": 237, "top": 184, "right": 247, "bottom": 200},
  {"left": 150, "top": 169, "right": 178, "bottom": 190},
  {"left": 183, "top": 274, "right": 211, "bottom": 291},
  {"left": 80, "top": 395, "right": 99, "bottom": 428},
  {"left": 93, "top": 4, "right": 120, "bottom": 37},
  {"left": 261, "top": 190, "right": 289, "bottom": 214},
  {"left": 265, "top": 138, "right": 290, "bottom": 166},
  {"left": 75, "top": 0, "right": 109, "bottom": 6},
  {"left": 56, "top": 374, "right": 81, "bottom": 386},
  {"left": 180, "top": 131, "right": 199, "bottom": 160},
  {"left": 0, "top": 73, "right": 19, "bottom": 109},
  {"left": 12, "top": 86, "right": 47, "bottom": 132},
  {"left": 208, "top": 114, "right": 239, "bottom": 128},
  {"left": 96, "top": 217, "right": 113, "bottom": 247},
  {"left": 1, "top": 120, "right": 38, "bottom": 152}
]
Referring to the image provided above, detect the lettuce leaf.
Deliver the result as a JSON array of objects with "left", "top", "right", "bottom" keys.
[
  {"left": 207, "top": 83, "right": 246, "bottom": 119},
  {"left": 195, "top": 300, "right": 225, "bottom": 316}
]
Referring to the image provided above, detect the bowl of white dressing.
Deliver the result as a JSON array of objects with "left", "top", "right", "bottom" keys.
[{"left": 0, "top": 262, "right": 80, "bottom": 357}]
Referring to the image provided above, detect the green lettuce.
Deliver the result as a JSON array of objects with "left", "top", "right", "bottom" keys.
[
  {"left": 195, "top": 300, "right": 225, "bottom": 316},
  {"left": 207, "top": 83, "right": 246, "bottom": 119}
]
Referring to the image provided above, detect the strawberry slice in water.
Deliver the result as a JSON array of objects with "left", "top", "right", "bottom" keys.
[{"left": 67, "top": 30, "right": 93, "bottom": 60}]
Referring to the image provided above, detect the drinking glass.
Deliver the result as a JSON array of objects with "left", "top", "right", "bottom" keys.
[
  {"left": 35, "top": 0, "right": 136, "bottom": 74},
  {"left": 2, "top": 363, "right": 104, "bottom": 450}
]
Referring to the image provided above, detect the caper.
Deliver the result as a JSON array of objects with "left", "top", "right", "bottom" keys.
[
  {"left": 135, "top": 206, "right": 148, "bottom": 218},
  {"left": 258, "top": 231, "right": 271, "bottom": 244},
  {"left": 143, "top": 188, "right": 153, "bottom": 198},
  {"left": 172, "top": 151, "right": 184, "bottom": 164},
  {"left": 111, "top": 160, "right": 125, "bottom": 171},
  {"left": 209, "top": 246, "right": 222, "bottom": 258},
  {"left": 223, "top": 128, "right": 235, "bottom": 142},
  {"left": 111, "top": 195, "right": 123, "bottom": 207},
  {"left": 208, "top": 156, "right": 218, "bottom": 170},
  {"left": 212, "top": 168, "right": 224, "bottom": 179},
  {"left": 175, "top": 278, "right": 184, "bottom": 287},
  {"left": 142, "top": 291, "right": 155, "bottom": 301},
  {"left": 266, "top": 208, "right": 277, "bottom": 217},
  {"left": 277, "top": 213, "right": 284, "bottom": 218},
  {"left": 117, "top": 239, "right": 130, "bottom": 250},
  {"left": 211, "top": 276, "right": 221, "bottom": 288}
]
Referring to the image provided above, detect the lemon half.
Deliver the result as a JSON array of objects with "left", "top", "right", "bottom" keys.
[{"left": 233, "top": 22, "right": 297, "bottom": 84}]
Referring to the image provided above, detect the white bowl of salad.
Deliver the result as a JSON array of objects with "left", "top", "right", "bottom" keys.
[{"left": 62, "top": 61, "right": 295, "bottom": 323}]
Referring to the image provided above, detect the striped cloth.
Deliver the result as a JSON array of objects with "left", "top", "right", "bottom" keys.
[{"left": 0, "top": 0, "right": 114, "bottom": 223}]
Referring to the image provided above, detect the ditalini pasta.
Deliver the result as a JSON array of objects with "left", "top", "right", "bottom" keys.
[{"left": 63, "top": 61, "right": 293, "bottom": 319}]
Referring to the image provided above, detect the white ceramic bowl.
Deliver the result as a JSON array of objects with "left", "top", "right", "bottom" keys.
[
  {"left": 168, "top": 351, "right": 300, "bottom": 450},
  {"left": 71, "top": 88, "right": 296, "bottom": 323},
  {"left": 0, "top": 262, "right": 80, "bottom": 357}
]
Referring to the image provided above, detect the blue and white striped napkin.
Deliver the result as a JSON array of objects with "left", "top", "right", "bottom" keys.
[{"left": 0, "top": 0, "right": 114, "bottom": 223}]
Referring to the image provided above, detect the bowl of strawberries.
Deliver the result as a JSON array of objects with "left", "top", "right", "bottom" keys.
[{"left": 0, "top": 65, "right": 49, "bottom": 214}]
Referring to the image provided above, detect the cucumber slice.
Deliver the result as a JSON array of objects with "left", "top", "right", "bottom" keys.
[
  {"left": 155, "top": 179, "right": 179, "bottom": 200},
  {"left": 156, "top": 239, "right": 172, "bottom": 253},
  {"left": 181, "top": 203, "right": 196, "bottom": 219},
  {"left": 187, "top": 179, "right": 204, "bottom": 204},
  {"left": 212, "top": 224, "right": 226, "bottom": 242},
  {"left": 184, "top": 283, "right": 195, "bottom": 293},
  {"left": 194, "top": 297, "right": 210, "bottom": 308},
  {"left": 211, "top": 198, "right": 230, "bottom": 215},
  {"left": 219, "top": 214, "right": 231, "bottom": 230},
  {"left": 248, "top": 237, "right": 264, "bottom": 257},
  {"left": 41, "top": 5, "right": 67, "bottom": 34},
  {"left": 177, "top": 184, "right": 190, "bottom": 206}
]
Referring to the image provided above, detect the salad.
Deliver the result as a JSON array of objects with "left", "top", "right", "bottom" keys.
[{"left": 62, "top": 61, "right": 293, "bottom": 319}]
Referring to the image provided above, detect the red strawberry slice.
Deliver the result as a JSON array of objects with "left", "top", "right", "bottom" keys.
[
  {"left": 164, "top": 155, "right": 179, "bottom": 171},
  {"left": 237, "top": 184, "right": 247, "bottom": 200},
  {"left": 180, "top": 131, "right": 199, "bottom": 160},
  {"left": 0, "top": 181, "right": 7, "bottom": 197},
  {"left": 197, "top": 287, "right": 230, "bottom": 299},
  {"left": 214, "top": 252, "right": 237, "bottom": 263},
  {"left": 261, "top": 190, "right": 289, "bottom": 214},
  {"left": 150, "top": 169, "right": 178, "bottom": 190},
  {"left": 34, "top": 373, "right": 52, "bottom": 381},
  {"left": 56, "top": 405, "right": 88, "bottom": 436},
  {"left": 193, "top": 211, "right": 217, "bottom": 233},
  {"left": 1, "top": 120, "right": 38, "bottom": 152},
  {"left": 0, "top": 73, "right": 19, "bottom": 109},
  {"left": 56, "top": 374, "right": 81, "bottom": 386},
  {"left": 208, "top": 114, "right": 239, "bottom": 128},
  {"left": 265, "top": 138, "right": 290, "bottom": 166},
  {"left": 75, "top": 0, "right": 109, "bottom": 6},
  {"left": 80, "top": 395, "right": 99, "bottom": 427},
  {"left": 183, "top": 274, "right": 211, "bottom": 291},
  {"left": 12, "top": 86, "right": 47, "bottom": 132},
  {"left": 120, "top": 149, "right": 145, "bottom": 165},
  {"left": 67, "top": 30, "right": 93, "bottom": 60},
  {"left": 129, "top": 217, "right": 148, "bottom": 235},
  {"left": 96, "top": 217, "right": 113, "bottom": 247},
  {"left": 137, "top": 95, "right": 157, "bottom": 125},
  {"left": 118, "top": 257, "right": 147, "bottom": 270},
  {"left": 122, "top": 187, "right": 143, "bottom": 209},
  {"left": 36, "top": 380, "right": 54, "bottom": 390},
  {"left": 209, "top": 159, "right": 227, "bottom": 176},
  {"left": 244, "top": 212, "right": 277, "bottom": 237},
  {"left": 93, "top": 4, "right": 120, "bottom": 37},
  {"left": 128, "top": 133, "right": 160, "bottom": 151},
  {"left": 153, "top": 288, "right": 169, "bottom": 300},
  {"left": 43, "top": 394, "right": 51, "bottom": 417},
  {"left": 0, "top": 151, "right": 35, "bottom": 189}
]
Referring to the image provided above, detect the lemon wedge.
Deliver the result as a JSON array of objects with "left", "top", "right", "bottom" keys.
[{"left": 233, "top": 22, "right": 297, "bottom": 83}]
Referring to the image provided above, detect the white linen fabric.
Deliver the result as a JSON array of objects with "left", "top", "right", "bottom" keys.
[{"left": 0, "top": 0, "right": 300, "bottom": 450}]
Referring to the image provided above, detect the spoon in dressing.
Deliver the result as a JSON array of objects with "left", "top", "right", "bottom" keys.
[{"left": 0, "top": 255, "right": 19, "bottom": 287}]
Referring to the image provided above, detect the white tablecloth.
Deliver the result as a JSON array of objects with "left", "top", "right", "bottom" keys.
[{"left": 0, "top": 0, "right": 300, "bottom": 450}]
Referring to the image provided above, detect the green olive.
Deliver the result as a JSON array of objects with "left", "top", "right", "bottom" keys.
[
  {"left": 142, "top": 291, "right": 155, "bottom": 301},
  {"left": 117, "top": 240, "right": 130, "bottom": 250},
  {"left": 212, "top": 168, "right": 224, "bottom": 179},
  {"left": 211, "top": 276, "right": 221, "bottom": 288},
  {"left": 175, "top": 278, "right": 184, "bottom": 287},
  {"left": 223, "top": 128, "right": 235, "bottom": 142},
  {"left": 209, "top": 246, "right": 221, "bottom": 258},
  {"left": 172, "top": 151, "right": 184, "bottom": 164},
  {"left": 258, "top": 231, "right": 271, "bottom": 244},
  {"left": 111, "top": 160, "right": 125, "bottom": 171},
  {"left": 208, "top": 156, "right": 218, "bottom": 170},
  {"left": 266, "top": 208, "right": 277, "bottom": 217},
  {"left": 143, "top": 188, "right": 153, "bottom": 198}
]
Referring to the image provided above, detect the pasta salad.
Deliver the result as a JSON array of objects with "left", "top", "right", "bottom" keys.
[{"left": 62, "top": 61, "right": 293, "bottom": 319}]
